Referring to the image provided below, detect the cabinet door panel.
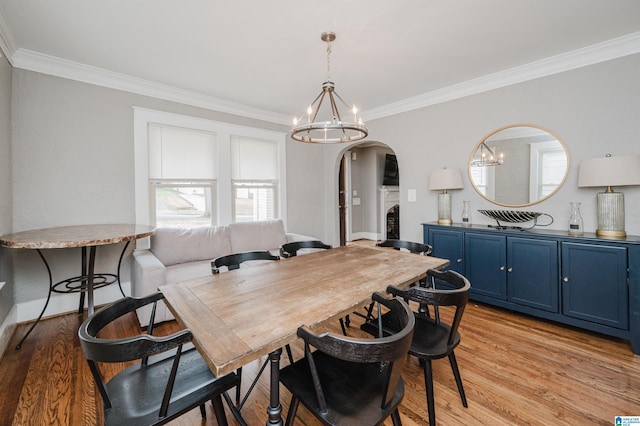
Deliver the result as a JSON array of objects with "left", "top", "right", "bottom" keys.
[
  {"left": 465, "top": 233, "right": 506, "bottom": 299},
  {"left": 562, "top": 242, "right": 628, "bottom": 329},
  {"left": 427, "top": 228, "right": 464, "bottom": 274},
  {"left": 508, "top": 237, "right": 559, "bottom": 312}
]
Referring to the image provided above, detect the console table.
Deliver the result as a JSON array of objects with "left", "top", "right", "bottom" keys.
[
  {"left": 0, "top": 223, "right": 155, "bottom": 349},
  {"left": 423, "top": 222, "right": 640, "bottom": 354}
]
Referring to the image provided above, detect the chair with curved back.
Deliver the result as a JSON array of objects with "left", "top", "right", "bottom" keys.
[
  {"left": 364, "top": 269, "right": 471, "bottom": 426},
  {"left": 351, "top": 239, "right": 434, "bottom": 326},
  {"left": 78, "top": 292, "right": 243, "bottom": 426},
  {"left": 211, "top": 249, "right": 291, "bottom": 410},
  {"left": 211, "top": 250, "right": 280, "bottom": 274},
  {"left": 377, "top": 239, "right": 433, "bottom": 256},
  {"left": 279, "top": 292, "right": 415, "bottom": 426},
  {"left": 280, "top": 240, "right": 332, "bottom": 258}
]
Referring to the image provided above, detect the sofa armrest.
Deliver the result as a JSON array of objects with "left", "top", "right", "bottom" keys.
[
  {"left": 132, "top": 249, "right": 167, "bottom": 295},
  {"left": 132, "top": 249, "right": 169, "bottom": 328}
]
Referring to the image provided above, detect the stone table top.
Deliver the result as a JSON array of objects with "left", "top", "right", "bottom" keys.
[{"left": 0, "top": 224, "right": 156, "bottom": 249}]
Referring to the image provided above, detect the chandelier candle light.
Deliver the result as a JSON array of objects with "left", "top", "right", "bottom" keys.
[{"left": 290, "top": 32, "right": 368, "bottom": 143}]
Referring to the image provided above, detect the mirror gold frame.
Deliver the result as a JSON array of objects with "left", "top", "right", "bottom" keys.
[{"left": 468, "top": 124, "right": 570, "bottom": 208}]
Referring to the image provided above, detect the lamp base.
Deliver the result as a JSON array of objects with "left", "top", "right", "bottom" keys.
[
  {"left": 437, "top": 193, "right": 452, "bottom": 225},
  {"left": 596, "top": 229, "right": 626, "bottom": 238},
  {"left": 596, "top": 191, "right": 626, "bottom": 239}
]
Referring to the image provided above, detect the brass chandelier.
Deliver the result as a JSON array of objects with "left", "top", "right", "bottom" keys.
[{"left": 290, "top": 32, "right": 368, "bottom": 144}]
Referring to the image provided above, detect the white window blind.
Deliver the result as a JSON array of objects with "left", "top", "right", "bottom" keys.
[
  {"left": 230, "top": 136, "right": 279, "bottom": 222},
  {"left": 231, "top": 136, "right": 278, "bottom": 179},
  {"left": 149, "top": 125, "right": 217, "bottom": 180}
]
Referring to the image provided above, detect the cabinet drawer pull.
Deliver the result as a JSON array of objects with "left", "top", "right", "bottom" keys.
[
  {"left": 456, "top": 259, "right": 462, "bottom": 263},
  {"left": 563, "top": 277, "right": 569, "bottom": 283},
  {"left": 507, "top": 268, "right": 513, "bottom": 272},
  {"left": 499, "top": 266, "right": 505, "bottom": 271}
]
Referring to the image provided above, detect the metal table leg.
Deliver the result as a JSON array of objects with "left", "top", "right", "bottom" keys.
[
  {"left": 15, "top": 241, "right": 130, "bottom": 349},
  {"left": 266, "top": 348, "right": 283, "bottom": 426},
  {"left": 14, "top": 249, "right": 52, "bottom": 350}
]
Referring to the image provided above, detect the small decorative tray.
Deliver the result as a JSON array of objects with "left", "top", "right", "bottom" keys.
[{"left": 478, "top": 210, "right": 552, "bottom": 230}]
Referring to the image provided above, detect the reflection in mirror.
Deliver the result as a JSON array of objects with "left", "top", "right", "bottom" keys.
[{"left": 468, "top": 125, "right": 569, "bottom": 207}]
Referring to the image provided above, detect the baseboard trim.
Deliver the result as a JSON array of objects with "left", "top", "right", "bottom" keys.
[
  {"left": 349, "top": 232, "right": 379, "bottom": 242},
  {"left": 15, "top": 281, "right": 131, "bottom": 323}
]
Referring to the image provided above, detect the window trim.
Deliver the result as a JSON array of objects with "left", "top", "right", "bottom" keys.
[{"left": 134, "top": 107, "right": 287, "bottom": 233}]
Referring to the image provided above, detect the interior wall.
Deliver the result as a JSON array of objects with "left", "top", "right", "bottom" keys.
[
  {"left": 317, "top": 53, "right": 640, "bottom": 245},
  {"left": 10, "top": 69, "right": 288, "bottom": 311},
  {"left": 4, "top": 52, "right": 640, "bottom": 320}
]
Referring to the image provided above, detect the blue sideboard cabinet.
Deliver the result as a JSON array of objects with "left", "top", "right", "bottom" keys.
[{"left": 423, "top": 222, "right": 640, "bottom": 354}]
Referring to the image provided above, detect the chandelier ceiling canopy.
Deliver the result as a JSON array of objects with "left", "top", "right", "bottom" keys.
[{"left": 290, "top": 32, "right": 368, "bottom": 144}]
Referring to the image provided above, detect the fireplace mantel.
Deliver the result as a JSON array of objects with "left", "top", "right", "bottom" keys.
[{"left": 379, "top": 187, "right": 399, "bottom": 240}]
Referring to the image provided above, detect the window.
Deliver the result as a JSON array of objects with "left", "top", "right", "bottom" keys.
[
  {"left": 148, "top": 125, "right": 216, "bottom": 227},
  {"left": 529, "top": 142, "right": 567, "bottom": 200},
  {"left": 231, "top": 136, "right": 279, "bottom": 222},
  {"left": 134, "top": 107, "right": 286, "bottom": 230},
  {"left": 538, "top": 149, "right": 567, "bottom": 197},
  {"left": 469, "top": 165, "right": 495, "bottom": 199}
]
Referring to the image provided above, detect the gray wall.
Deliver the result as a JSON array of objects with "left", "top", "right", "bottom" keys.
[
  {"left": 3, "top": 52, "right": 640, "bottom": 319},
  {"left": 307, "top": 54, "right": 640, "bottom": 245},
  {"left": 10, "top": 69, "right": 288, "bottom": 306},
  {"left": 0, "top": 53, "right": 13, "bottom": 329}
]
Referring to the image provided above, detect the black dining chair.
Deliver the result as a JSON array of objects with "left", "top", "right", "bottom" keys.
[
  {"left": 78, "top": 292, "right": 244, "bottom": 426},
  {"left": 211, "top": 249, "right": 292, "bottom": 410},
  {"left": 377, "top": 239, "right": 433, "bottom": 256},
  {"left": 362, "top": 269, "right": 471, "bottom": 426},
  {"left": 280, "top": 240, "right": 332, "bottom": 258},
  {"left": 352, "top": 239, "right": 435, "bottom": 325},
  {"left": 211, "top": 250, "right": 280, "bottom": 274},
  {"left": 279, "top": 292, "right": 415, "bottom": 426}
]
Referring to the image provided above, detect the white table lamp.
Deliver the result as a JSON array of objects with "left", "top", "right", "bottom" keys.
[
  {"left": 578, "top": 154, "right": 640, "bottom": 238},
  {"left": 429, "top": 168, "right": 463, "bottom": 225}
]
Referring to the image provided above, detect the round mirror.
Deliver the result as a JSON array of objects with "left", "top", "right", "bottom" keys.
[{"left": 468, "top": 124, "right": 569, "bottom": 207}]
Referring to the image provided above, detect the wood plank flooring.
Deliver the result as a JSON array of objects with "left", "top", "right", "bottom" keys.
[{"left": 1, "top": 297, "right": 638, "bottom": 425}]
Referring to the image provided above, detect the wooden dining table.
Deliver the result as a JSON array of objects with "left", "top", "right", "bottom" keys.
[{"left": 160, "top": 244, "right": 450, "bottom": 426}]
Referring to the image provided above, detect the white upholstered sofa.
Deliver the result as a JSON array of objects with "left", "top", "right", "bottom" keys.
[{"left": 131, "top": 219, "right": 313, "bottom": 327}]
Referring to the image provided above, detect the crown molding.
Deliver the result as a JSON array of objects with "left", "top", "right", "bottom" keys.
[
  {"left": 11, "top": 49, "right": 292, "bottom": 125},
  {"left": 6, "top": 31, "right": 640, "bottom": 123},
  {"left": 0, "top": 7, "right": 16, "bottom": 65},
  {"left": 365, "top": 31, "right": 640, "bottom": 121}
]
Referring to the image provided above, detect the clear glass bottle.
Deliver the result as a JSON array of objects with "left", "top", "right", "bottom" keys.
[
  {"left": 568, "top": 202, "right": 584, "bottom": 236},
  {"left": 461, "top": 201, "right": 471, "bottom": 227}
]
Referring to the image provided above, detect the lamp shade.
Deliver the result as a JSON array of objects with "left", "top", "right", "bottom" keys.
[
  {"left": 578, "top": 154, "right": 640, "bottom": 188},
  {"left": 429, "top": 168, "right": 464, "bottom": 191}
]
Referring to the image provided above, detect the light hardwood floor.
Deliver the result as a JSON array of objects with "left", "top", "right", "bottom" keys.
[{"left": 1, "top": 271, "right": 639, "bottom": 425}]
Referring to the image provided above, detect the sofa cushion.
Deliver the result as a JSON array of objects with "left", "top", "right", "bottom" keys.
[
  {"left": 228, "top": 219, "right": 287, "bottom": 253},
  {"left": 150, "top": 226, "right": 231, "bottom": 266}
]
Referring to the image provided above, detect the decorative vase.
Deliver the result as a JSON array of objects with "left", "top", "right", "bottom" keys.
[
  {"left": 568, "top": 202, "right": 584, "bottom": 236},
  {"left": 461, "top": 201, "right": 471, "bottom": 227}
]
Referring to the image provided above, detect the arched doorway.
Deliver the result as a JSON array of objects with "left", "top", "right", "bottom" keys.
[{"left": 336, "top": 142, "right": 398, "bottom": 246}]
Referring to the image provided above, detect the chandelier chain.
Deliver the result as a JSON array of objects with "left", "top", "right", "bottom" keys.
[{"left": 326, "top": 39, "right": 332, "bottom": 81}]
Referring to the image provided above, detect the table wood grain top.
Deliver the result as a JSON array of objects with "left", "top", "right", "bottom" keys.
[
  {"left": 0, "top": 224, "right": 156, "bottom": 249},
  {"left": 160, "top": 244, "right": 450, "bottom": 376}
]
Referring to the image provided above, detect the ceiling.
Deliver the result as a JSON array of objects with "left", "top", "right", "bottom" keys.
[{"left": 1, "top": 0, "right": 640, "bottom": 125}]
